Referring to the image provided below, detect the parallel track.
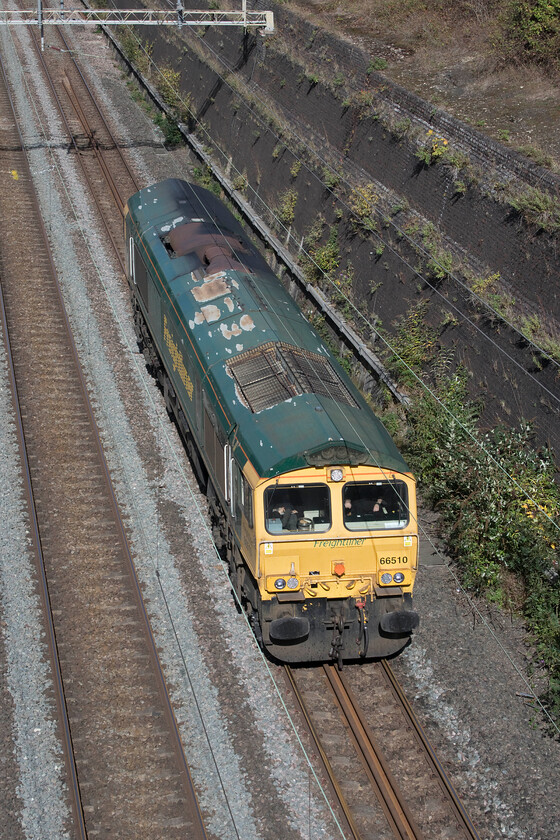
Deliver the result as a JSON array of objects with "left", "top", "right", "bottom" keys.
[
  {"left": 29, "top": 15, "right": 139, "bottom": 267},
  {"left": 0, "top": 29, "right": 207, "bottom": 840}
]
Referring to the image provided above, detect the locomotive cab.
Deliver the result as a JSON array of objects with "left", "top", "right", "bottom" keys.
[{"left": 248, "top": 465, "right": 419, "bottom": 664}]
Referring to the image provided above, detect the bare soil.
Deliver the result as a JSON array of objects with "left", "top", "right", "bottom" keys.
[{"left": 287, "top": 0, "right": 560, "bottom": 170}]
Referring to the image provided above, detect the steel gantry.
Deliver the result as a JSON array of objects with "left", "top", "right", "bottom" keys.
[{"left": 0, "top": 2, "right": 275, "bottom": 33}]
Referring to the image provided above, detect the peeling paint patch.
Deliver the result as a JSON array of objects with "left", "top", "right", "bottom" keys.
[
  {"left": 220, "top": 322, "right": 243, "bottom": 339},
  {"left": 231, "top": 279, "right": 239, "bottom": 289},
  {"left": 201, "top": 304, "right": 221, "bottom": 323},
  {"left": 193, "top": 311, "right": 205, "bottom": 325},
  {"left": 224, "top": 296, "right": 235, "bottom": 313},
  {"left": 236, "top": 344, "right": 243, "bottom": 352},
  {"left": 160, "top": 215, "right": 185, "bottom": 233},
  {"left": 191, "top": 275, "right": 231, "bottom": 302},
  {"left": 239, "top": 314, "right": 255, "bottom": 332}
]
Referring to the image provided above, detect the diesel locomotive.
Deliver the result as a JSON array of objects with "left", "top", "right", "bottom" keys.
[{"left": 124, "top": 178, "right": 419, "bottom": 664}]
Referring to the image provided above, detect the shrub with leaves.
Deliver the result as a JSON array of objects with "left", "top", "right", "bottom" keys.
[
  {"left": 348, "top": 183, "right": 379, "bottom": 233},
  {"left": 501, "top": 0, "right": 560, "bottom": 72},
  {"left": 158, "top": 66, "right": 181, "bottom": 108},
  {"left": 388, "top": 303, "right": 560, "bottom": 721},
  {"left": 277, "top": 188, "right": 298, "bottom": 226},
  {"left": 416, "top": 129, "right": 449, "bottom": 165},
  {"left": 303, "top": 226, "right": 341, "bottom": 286},
  {"left": 119, "top": 28, "right": 153, "bottom": 77},
  {"left": 153, "top": 113, "right": 183, "bottom": 147}
]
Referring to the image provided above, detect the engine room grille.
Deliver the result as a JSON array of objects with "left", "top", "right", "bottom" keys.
[{"left": 227, "top": 342, "right": 359, "bottom": 413}]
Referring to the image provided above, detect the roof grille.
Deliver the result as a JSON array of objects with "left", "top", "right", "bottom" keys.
[{"left": 227, "top": 342, "right": 359, "bottom": 413}]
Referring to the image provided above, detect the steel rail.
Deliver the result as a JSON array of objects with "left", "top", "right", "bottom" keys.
[
  {"left": 284, "top": 665, "right": 364, "bottom": 840},
  {"left": 28, "top": 22, "right": 138, "bottom": 267},
  {"left": 381, "top": 661, "right": 481, "bottom": 840},
  {"left": 55, "top": 18, "right": 140, "bottom": 211},
  {"left": 61, "top": 72, "right": 125, "bottom": 215},
  {"left": 324, "top": 664, "right": 423, "bottom": 840},
  {"left": 28, "top": 31, "right": 122, "bottom": 260}
]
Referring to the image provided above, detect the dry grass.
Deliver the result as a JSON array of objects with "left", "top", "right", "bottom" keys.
[{"left": 286, "top": 0, "right": 560, "bottom": 170}]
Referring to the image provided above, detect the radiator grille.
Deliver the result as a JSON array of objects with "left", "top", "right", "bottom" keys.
[{"left": 227, "top": 342, "right": 358, "bottom": 413}]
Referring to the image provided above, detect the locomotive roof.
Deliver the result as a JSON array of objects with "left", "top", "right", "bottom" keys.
[{"left": 126, "top": 179, "right": 410, "bottom": 479}]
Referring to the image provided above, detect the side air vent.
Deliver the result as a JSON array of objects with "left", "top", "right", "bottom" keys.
[{"left": 227, "top": 342, "right": 359, "bottom": 413}]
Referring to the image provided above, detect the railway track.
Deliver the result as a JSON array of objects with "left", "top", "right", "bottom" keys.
[
  {"left": 29, "top": 13, "right": 139, "bottom": 266},
  {"left": 0, "top": 34, "right": 207, "bottom": 840},
  {"left": 287, "top": 662, "right": 480, "bottom": 840}
]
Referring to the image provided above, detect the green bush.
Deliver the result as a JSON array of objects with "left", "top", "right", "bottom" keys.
[
  {"left": 388, "top": 304, "right": 560, "bottom": 722},
  {"left": 304, "top": 226, "right": 341, "bottom": 284},
  {"left": 501, "top": 0, "right": 560, "bottom": 71},
  {"left": 153, "top": 113, "right": 183, "bottom": 147},
  {"left": 277, "top": 188, "right": 299, "bottom": 226}
]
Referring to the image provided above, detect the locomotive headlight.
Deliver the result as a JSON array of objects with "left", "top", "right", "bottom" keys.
[
  {"left": 287, "top": 577, "right": 299, "bottom": 589},
  {"left": 330, "top": 468, "right": 344, "bottom": 482},
  {"left": 380, "top": 572, "right": 393, "bottom": 584},
  {"left": 393, "top": 572, "right": 405, "bottom": 584},
  {"left": 274, "top": 578, "right": 287, "bottom": 590}
]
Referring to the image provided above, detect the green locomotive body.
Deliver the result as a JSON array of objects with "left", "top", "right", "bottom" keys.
[{"left": 125, "top": 178, "right": 419, "bottom": 664}]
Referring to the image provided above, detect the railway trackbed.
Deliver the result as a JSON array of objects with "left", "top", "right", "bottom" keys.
[
  {"left": 28, "top": 16, "right": 139, "bottom": 266},
  {"left": 286, "top": 662, "right": 480, "bottom": 840},
  {"left": 0, "top": 46, "right": 207, "bottom": 840}
]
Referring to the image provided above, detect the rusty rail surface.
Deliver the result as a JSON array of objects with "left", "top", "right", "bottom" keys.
[
  {"left": 324, "top": 664, "right": 423, "bottom": 840},
  {"left": 286, "top": 662, "right": 481, "bottom": 840}
]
